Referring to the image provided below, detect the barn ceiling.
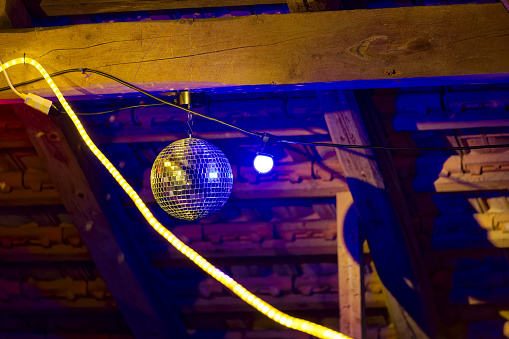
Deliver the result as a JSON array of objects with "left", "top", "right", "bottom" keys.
[{"left": 0, "top": 1, "right": 508, "bottom": 339}]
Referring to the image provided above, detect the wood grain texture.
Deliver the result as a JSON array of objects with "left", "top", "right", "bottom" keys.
[
  {"left": 40, "top": 0, "right": 285, "bottom": 16},
  {"left": 336, "top": 191, "right": 363, "bottom": 339},
  {"left": 320, "top": 90, "right": 436, "bottom": 338},
  {"left": 14, "top": 105, "right": 187, "bottom": 339},
  {"left": 0, "top": 3, "right": 508, "bottom": 100}
]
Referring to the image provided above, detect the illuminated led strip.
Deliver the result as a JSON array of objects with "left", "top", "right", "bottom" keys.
[{"left": 1, "top": 58, "right": 352, "bottom": 339}]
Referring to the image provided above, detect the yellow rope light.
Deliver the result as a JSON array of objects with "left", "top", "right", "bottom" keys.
[{"left": 0, "top": 57, "right": 352, "bottom": 339}]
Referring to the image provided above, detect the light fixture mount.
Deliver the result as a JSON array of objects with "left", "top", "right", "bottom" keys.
[{"left": 254, "top": 133, "right": 278, "bottom": 174}]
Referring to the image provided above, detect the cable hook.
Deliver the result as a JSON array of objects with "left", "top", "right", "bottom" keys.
[{"left": 187, "top": 112, "right": 193, "bottom": 138}]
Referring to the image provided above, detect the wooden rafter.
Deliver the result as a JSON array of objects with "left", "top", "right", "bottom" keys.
[
  {"left": 39, "top": 0, "right": 285, "bottom": 16},
  {"left": 319, "top": 90, "right": 438, "bottom": 338},
  {"left": 0, "top": 4, "right": 508, "bottom": 101},
  {"left": 14, "top": 104, "right": 187, "bottom": 339}
]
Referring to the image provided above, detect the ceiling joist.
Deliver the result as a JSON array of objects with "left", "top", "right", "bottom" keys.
[{"left": 0, "top": 3, "right": 508, "bottom": 101}]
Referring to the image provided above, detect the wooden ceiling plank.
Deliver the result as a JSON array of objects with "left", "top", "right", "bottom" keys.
[
  {"left": 392, "top": 111, "right": 509, "bottom": 131},
  {"left": 90, "top": 119, "right": 329, "bottom": 144},
  {"left": 1, "top": 4, "right": 508, "bottom": 101},
  {"left": 39, "top": 0, "right": 285, "bottom": 16},
  {"left": 147, "top": 237, "right": 338, "bottom": 262},
  {"left": 319, "top": 89, "right": 437, "bottom": 338},
  {"left": 0, "top": 189, "right": 61, "bottom": 206},
  {"left": 14, "top": 104, "right": 187, "bottom": 339}
]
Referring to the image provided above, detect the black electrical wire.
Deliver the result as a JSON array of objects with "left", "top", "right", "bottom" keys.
[
  {"left": 74, "top": 103, "right": 166, "bottom": 115},
  {"left": 0, "top": 69, "right": 81, "bottom": 93},
  {"left": 3, "top": 67, "right": 509, "bottom": 152},
  {"left": 279, "top": 139, "right": 509, "bottom": 151},
  {"left": 80, "top": 68, "right": 264, "bottom": 139},
  {"left": 0, "top": 68, "right": 261, "bottom": 138}
]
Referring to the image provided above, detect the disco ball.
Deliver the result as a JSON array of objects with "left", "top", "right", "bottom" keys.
[{"left": 151, "top": 138, "right": 233, "bottom": 221}]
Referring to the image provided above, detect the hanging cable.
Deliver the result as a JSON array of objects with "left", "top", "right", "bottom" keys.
[
  {"left": 0, "top": 57, "right": 351, "bottom": 339},
  {"left": 0, "top": 68, "right": 80, "bottom": 93},
  {"left": 80, "top": 68, "right": 263, "bottom": 139},
  {"left": 3, "top": 66, "right": 508, "bottom": 152},
  {"left": 278, "top": 139, "right": 509, "bottom": 151},
  {"left": 74, "top": 103, "right": 166, "bottom": 115}
]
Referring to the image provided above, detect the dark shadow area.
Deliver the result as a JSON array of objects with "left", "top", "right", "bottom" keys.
[
  {"left": 343, "top": 205, "right": 362, "bottom": 265},
  {"left": 365, "top": 83, "right": 509, "bottom": 338}
]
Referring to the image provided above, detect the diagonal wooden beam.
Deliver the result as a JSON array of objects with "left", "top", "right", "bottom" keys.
[
  {"left": 14, "top": 104, "right": 187, "bottom": 339},
  {"left": 318, "top": 90, "right": 437, "bottom": 338},
  {"left": 0, "top": 3, "right": 508, "bottom": 101}
]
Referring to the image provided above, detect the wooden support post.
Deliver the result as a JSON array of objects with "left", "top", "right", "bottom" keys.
[
  {"left": 14, "top": 104, "right": 187, "bottom": 339},
  {"left": 319, "top": 90, "right": 437, "bottom": 338},
  {"left": 0, "top": 0, "right": 32, "bottom": 29},
  {"left": 336, "top": 191, "right": 364, "bottom": 338}
]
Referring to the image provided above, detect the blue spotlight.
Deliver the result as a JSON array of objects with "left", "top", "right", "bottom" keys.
[{"left": 254, "top": 153, "right": 274, "bottom": 174}]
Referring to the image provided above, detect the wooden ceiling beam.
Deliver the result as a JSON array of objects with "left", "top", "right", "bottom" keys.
[
  {"left": 39, "top": 0, "right": 285, "bottom": 16},
  {"left": 319, "top": 89, "right": 438, "bottom": 338},
  {"left": 14, "top": 104, "right": 187, "bottom": 339},
  {"left": 0, "top": 4, "right": 508, "bottom": 101}
]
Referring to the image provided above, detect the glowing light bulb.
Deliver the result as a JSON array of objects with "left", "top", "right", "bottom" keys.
[{"left": 253, "top": 153, "right": 274, "bottom": 173}]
